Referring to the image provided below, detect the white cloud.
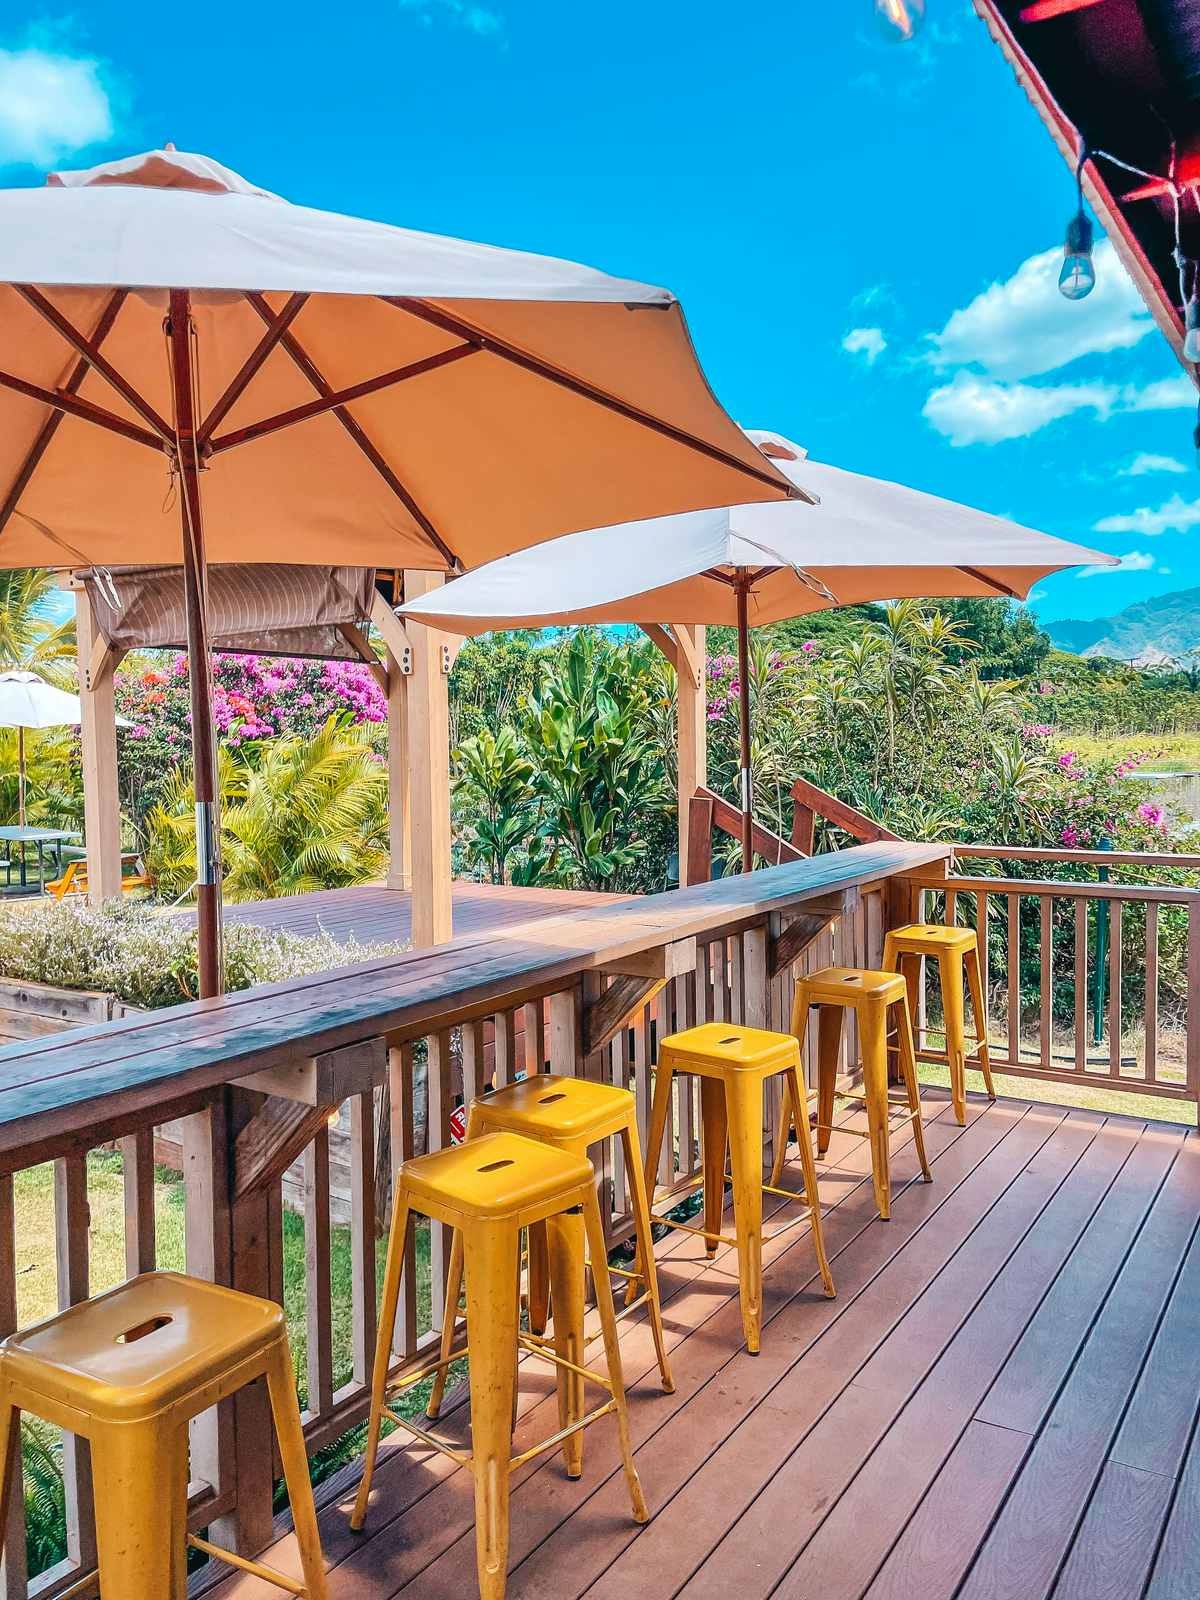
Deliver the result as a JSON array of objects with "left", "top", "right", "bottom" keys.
[
  {"left": 842, "top": 326, "right": 886, "bottom": 365},
  {"left": 0, "top": 46, "right": 112, "bottom": 168},
  {"left": 398, "top": 0, "right": 504, "bottom": 34},
  {"left": 924, "top": 370, "right": 1195, "bottom": 447},
  {"left": 1093, "top": 494, "right": 1200, "bottom": 537},
  {"left": 1077, "top": 550, "right": 1156, "bottom": 578},
  {"left": 923, "top": 371, "right": 1118, "bottom": 446},
  {"left": 927, "top": 241, "right": 1152, "bottom": 382},
  {"left": 1122, "top": 452, "right": 1188, "bottom": 477}
]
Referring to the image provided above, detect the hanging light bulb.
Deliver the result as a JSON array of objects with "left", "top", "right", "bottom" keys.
[
  {"left": 1185, "top": 293, "right": 1200, "bottom": 363},
  {"left": 874, "top": 0, "right": 926, "bottom": 42},
  {"left": 1059, "top": 210, "right": 1095, "bottom": 300}
]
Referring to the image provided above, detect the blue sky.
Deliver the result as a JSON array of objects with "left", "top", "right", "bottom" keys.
[{"left": 2, "top": 1, "right": 1198, "bottom": 627}]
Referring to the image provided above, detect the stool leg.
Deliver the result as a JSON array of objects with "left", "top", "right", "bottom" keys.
[
  {"left": 545, "top": 1209, "right": 586, "bottom": 1478},
  {"left": 266, "top": 1339, "right": 329, "bottom": 1600},
  {"left": 859, "top": 999, "right": 892, "bottom": 1220},
  {"left": 427, "top": 1224, "right": 464, "bottom": 1421},
  {"left": 526, "top": 1221, "right": 551, "bottom": 1336},
  {"left": 621, "top": 1121, "right": 674, "bottom": 1393},
  {"left": 965, "top": 947, "right": 997, "bottom": 1101},
  {"left": 91, "top": 1418, "right": 189, "bottom": 1598},
  {"left": 580, "top": 1191, "right": 649, "bottom": 1525},
  {"left": 351, "top": 1196, "right": 410, "bottom": 1531},
  {"left": 629, "top": 1061, "right": 674, "bottom": 1307},
  {"left": 815, "top": 1003, "right": 843, "bottom": 1157},
  {"left": 724, "top": 1074, "right": 765, "bottom": 1354},
  {"left": 896, "top": 993, "right": 932, "bottom": 1183},
  {"left": 463, "top": 1219, "right": 522, "bottom": 1600},
  {"left": 785, "top": 1061, "right": 836, "bottom": 1299},
  {"left": 940, "top": 952, "right": 968, "bottom": 1126},
  {"left": 700, "top": 1078, "right": 727, "bottom": 1260}
]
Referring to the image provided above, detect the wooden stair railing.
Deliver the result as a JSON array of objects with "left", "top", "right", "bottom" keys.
[{"left": 686, "top": 778, "right": 899, "bottom": 885}]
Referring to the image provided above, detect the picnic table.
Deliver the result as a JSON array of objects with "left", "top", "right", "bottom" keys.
[{"left": 0, "top": 825, "right": 80, "bottom": 894}]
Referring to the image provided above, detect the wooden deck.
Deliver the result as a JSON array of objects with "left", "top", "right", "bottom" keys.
[
  {"left": 206, "top": 1085, "right": 1200, "bottom": 1600},
  {"left": 202, "top": 881, "right": 623, "bottom": 946}
]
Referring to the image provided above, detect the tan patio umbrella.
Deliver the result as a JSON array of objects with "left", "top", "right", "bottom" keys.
[
  {"left": 0, "top": 146, "right": 795, "bottom": 992},
  {"left": 402, "top": 429, "right": 1115, "bottom": 871}
]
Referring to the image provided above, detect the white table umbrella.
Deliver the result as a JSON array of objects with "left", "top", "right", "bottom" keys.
[
  {"left": 402, "top": 430, "right": 1115, "bottom": 869},
  {"left": 0, "top": 146, "right": 793, "bottom": 992},
  {"left": 0, "top": 669, "right": 92, "bottom": 826}
]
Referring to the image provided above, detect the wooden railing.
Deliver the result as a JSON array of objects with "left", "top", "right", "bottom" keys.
[{"left": 0, "top": 842, "right": 945, "bottom": 1599}]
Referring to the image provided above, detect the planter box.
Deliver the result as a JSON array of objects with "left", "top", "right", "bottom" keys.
[{"left": 0, "top": 977, "right": 116, "bottom": 1042}]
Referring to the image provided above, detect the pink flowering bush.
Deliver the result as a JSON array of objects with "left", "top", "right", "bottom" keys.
[{"left": 116, "top": 651, "right": 386, "bottom": 820}]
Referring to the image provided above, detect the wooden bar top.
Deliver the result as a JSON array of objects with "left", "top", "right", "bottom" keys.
[{"left": 0, "top": 841, "right": 949, "bottom": 1169}]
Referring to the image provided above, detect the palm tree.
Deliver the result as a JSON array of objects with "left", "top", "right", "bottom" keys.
[{"left": 0, "top": 570, "right": 76, "bottom": 683}]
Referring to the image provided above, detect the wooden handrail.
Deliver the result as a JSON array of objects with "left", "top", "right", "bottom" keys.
[
  {"left": 688, "top": 786, "right": 805, "bottom": 884},
  {"left": 952, "top": 843, "right": 1200, "bottom": 871},
  {"left": 789, "top": 776, "right": 902, "bottom": 844}
]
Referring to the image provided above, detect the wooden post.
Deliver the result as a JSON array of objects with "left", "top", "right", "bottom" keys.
[
  {"left": 372, "top": 593, "right": 412, "bottom": 891},
  {"left": 73, "top": 580, "right": 122, "bottom": 903},
  {"left": 403, "top": 570, "right": 452, "bottom": 947},
  {"left": 676, "top": 624, "right": 707, "bottom": 881}
]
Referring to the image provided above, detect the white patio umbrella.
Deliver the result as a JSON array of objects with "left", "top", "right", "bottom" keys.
[
  {"left": 0, "top": 668, "right": 131, "bottom": 826},
  {"left": 0, "top": 146, "right": 794, "bottom": 992},
  {"left": 402, "top": 430, "right": 1115, "bottom": 870}
]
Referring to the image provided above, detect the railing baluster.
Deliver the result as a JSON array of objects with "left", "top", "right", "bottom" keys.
[
  {"left": 54, "top": 1155, "right": 95, "bottom": 1574},
  {"left": 0, "top": 1172, "right": 28, "bottom": 1600},
  {"left": 1188, "top": 900, "right": 1200, "bottom": 1100},
  {"left": 350, "top": 1090, "right": 377, "bottom": 1387},
  {"left": 303, "top": 1125, "right": 334, "bottom": 1418},
  {"left": 710, "top": 938, "right": 729, "bottom": 1023},
  {"left": 390, "top": 1043, "right": 418, "bottom": 1359},
  {"left": 522, "top": 1001, "right": 543, "bottom": 1075},
  {"left": 1109, "top": 900, "right": 1123, "bottom": 1077},
  {"left": 1145, "top": 903, "right": 1159, "bottom": 1084},
  {"left": 1039, "top": 897, "right": 1052, "bottom": 1071},
  {"left": 121, "top": 1128, "right": 156, "bottom": 1277},
  {"left": 1007, "top": 893, "right": 1020, "bottom": 1063},
  {"left": 1074, "top": 898, "right": 1087, "bottom": 1074},
  {"left": 493, "top": 1008, "right": 516, "bottom": 1088}
]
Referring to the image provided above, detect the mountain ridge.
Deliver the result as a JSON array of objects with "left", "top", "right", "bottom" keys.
[{"left": 1044, "top": 585, "right": 1200, "bottom": 663}]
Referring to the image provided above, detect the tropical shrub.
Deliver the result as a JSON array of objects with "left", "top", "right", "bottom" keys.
[
  {"left": 143, "top": 721, "right": 389, "bottom": 903},
  {"left": 116, "top": 651, "right": 387, "bottom": 822},
  {"left": 0, "top": 897, "right": 407, "bottom": 1009}
]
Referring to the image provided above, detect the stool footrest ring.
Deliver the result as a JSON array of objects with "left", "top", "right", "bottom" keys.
[{"left": 187, "top": 1534, "right": 310, "bottom": 1597}]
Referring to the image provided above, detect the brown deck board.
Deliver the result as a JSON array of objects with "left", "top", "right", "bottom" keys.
[{"left": 200, "top": 1093, "right": 1200, "bottom": 1600}]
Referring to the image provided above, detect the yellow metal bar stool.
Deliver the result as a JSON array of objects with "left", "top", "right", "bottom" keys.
[
  {"left": 883, "top": 922, "right": 996, "bottom": 1125},
  {"left": 426, "top": 1075, "right": 674, "bottom": 1471},
  {"left": 352, "top": 1131, "right": 648, "bottom": 1600},
  {"left": 777, "top": 966, "right": 932, "bottom": 1222},
  {"left": 642, "top": 1022, "right": 835, "bottom": 1355},
  {"left": 0, "top": 1271, "right": 327, "bottom": 1600}
]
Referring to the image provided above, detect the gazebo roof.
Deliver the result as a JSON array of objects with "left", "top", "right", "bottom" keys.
[
  {"left": 975, "top": 0, "right": 1200, "bottom": 374},
  {"left": 79, "top": 564, "right": 377, "bottom": 660}
]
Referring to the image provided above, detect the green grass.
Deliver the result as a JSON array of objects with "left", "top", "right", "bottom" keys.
[
  {"left": 1064, "top": 731, "right": 1200, "bottom": 774},
  {"left": 15, "top": 1150, "right": 448, "bottom": 1576},
  {"left": 917, "top": 1061, "right": 1196, "bottom": 1127}
]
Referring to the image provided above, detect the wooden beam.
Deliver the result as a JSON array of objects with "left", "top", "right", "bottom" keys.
[
  {"left": 599, "top": 935, "right": 697, "bottom": 982},
  {"left": 336, "top": 622, "right": 388, "bottom": 689},
  {"left": 234, "top": 1038, "right": 386, "bottom": 1105},
  {"left": 790, "top": 775, "right": 901, "bottom": 844},
  {"left": 232, "top": 1097, "right": 336, "bottom": 1204},
  {"left": 638, "top": 622, "right": 676, "bottom": 668},
  {"left": 583, "top": 973, "right": 666, "bottom": 1056},
  {"left": 370, "top": 591, "right": 412, "bottom": 670},
  {"left": 74, "top": 583, "right": 122, "bottom": 903},
  {"left": 769, "top": 890, "right": 856, "bottom": 976},
  {"left": 704, "top": 785, "right": 805, "bottom": 865},
  {"left": 404, "top": 570, "right": 452, "bottom": 946},
  {"left": 687, "top": 792, "right": 715, "bottom": 886},
  {"left": 672, "top": 622, "right": 700, "bottom": 687}
]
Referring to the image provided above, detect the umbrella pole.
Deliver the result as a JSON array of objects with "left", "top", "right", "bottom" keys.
[
  {"left": 736, "top": 580, "right": 753, "bottom": 873},
  {"left": 17, "top": 726, "right": 24, "bottom": 829},
  {"left": 167, "top": 289, "right": 223, "bottom": 999}
]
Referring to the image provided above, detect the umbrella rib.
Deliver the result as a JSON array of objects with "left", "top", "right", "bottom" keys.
[
  {"left": 198, "top": 292, "right": 310, "bottom": 446},
  {"left": 0, "top": 366, "right": 164, "bottom": 453},
  {"left": 382, "top": 297, "right": 801, "bottom": 500},
  {"left": 14, "top": 284, "right": 174, "bottom": 443},
  {"left": 0, "top": 289, "right": 128, "bottom": 541},
  {"left": 955, "top": 566, "right": 1019, "bottom": 599},
  {"left": 243, "top": 291, "right": 461, "bottom": 570},
  {"left": 206, "top": 343, "right": 479, "bottom": 455}
]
